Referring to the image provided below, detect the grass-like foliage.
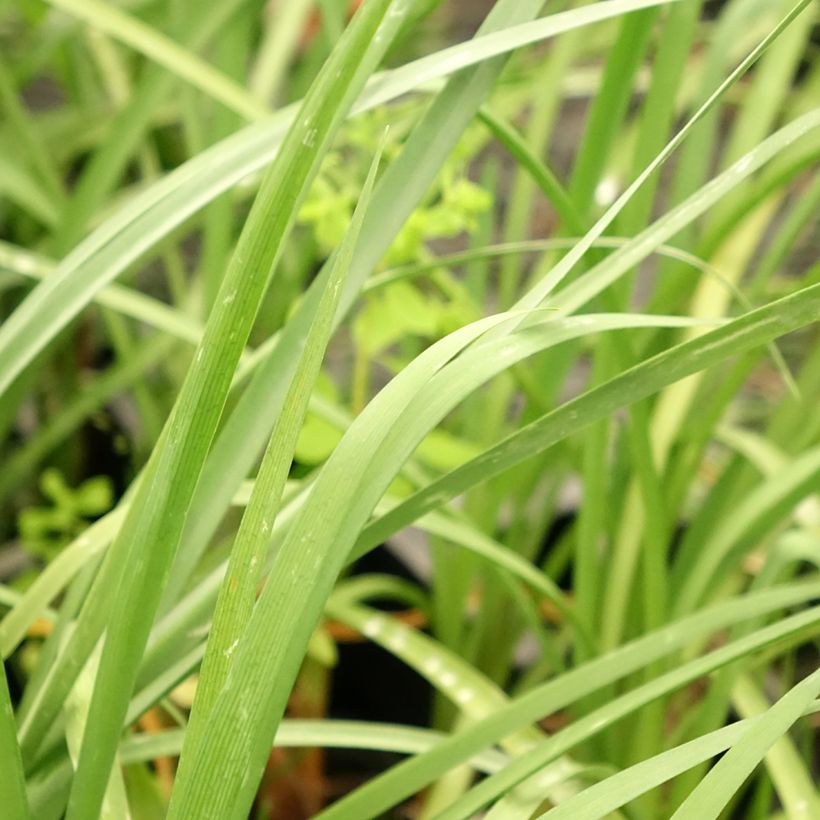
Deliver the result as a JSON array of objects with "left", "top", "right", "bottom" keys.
[{"left": 0, "top": 0, "right": 818, "bottom": 817}]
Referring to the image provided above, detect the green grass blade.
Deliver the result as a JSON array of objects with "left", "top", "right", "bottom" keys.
[
  {"left": 170, "top": 138, "right": 385, "bottom": 802},
  {"left": 0, "top": 241, "right": 207, "bottom": 348},
  {"left": 731, "top": 674, "right": 820, "bottom": 818},
  {"left": 63, "top": 648, "right": 130, "bottom": 820},
  {"left": 120, "top": 720, "right": 510, "bottom": 774},
  {"left": 3, "top": 5, "right": 816, "bottom": 816},
  {"left": 16, "top": 0, "right": 409, "bottom": 768},
  {"left": 0, "top": 507, "right": 125, "bottom": 659},
  {"left": 477, "top": 107, "right": 585, "bottom": 234},
  {"left": 362, "top": 0, "right": 674, "bottom": 109},
  {"left": 44, "top": 0, "right": 267, "bottom": 120},
  {"left": 551, "top": 111, "right": 820, "bottom": 317},
  {"left": 416, "top": 511, "right": 595, "bottom": 653},
  {"left": 356, "top": 282, "right": 820, "bottom": 556},
  {"left": 327, "top": 598, "right": 542, "bottom": 751},
  {"left": 0, "top": 152, "right": 60, "bottom": 227},
  {"left": 315, "top": 583, "right": 820, "bottom": 819},
  {"left": 538, "top": 700, "right": 820, "bottom": 820},
  {"left": 28, "top": 714, "right": 510, "bottom": 817},
  {"left": 0, "top": 662, "right": 30, "bottom": 818},
  {"left": 432, "top": 609, "right": 820, "bottom": 820},
  {"left": 161, "top": 304, "right": 552, "bottom": 816},
  {"left": 0, "top": 0, "right": 673, "bottom": 403},
  {"left": 249, "top": 0, "right": 316, "bottom": 103},
  {"left": 708, "top": 0, "right": 816, "bottom": 228},
  {"left": 615, "top": 0, "right": 703, "bottom": 235},
  {"left": 0, "top": 235, "right": 716, "bottom": 350},
  {"left": 568, "top": 6, "right": 659, "bottom": 213},
  {"left": 50, "top": 0, "right": 256, "bottom": 253},
  {"left": 163, "top": 306, "right": 690, "bottom": 813},
  {"left": 53, "top": 4, "right": 401, "bottom": 817},
  {"left": 670, "top": 668, "right": 820, "bottom": 820},
  {"left": 674, "top": 444, "right": 820, "bottom": 614},
  {"left": 513, "top": 0, "right": 816, "bottom": 310},
  {"left": 133, "top": 466, "right": 584, "bottom": 729},
  {"left": 0, "top": 54, "right": 65, "bottom": 204},
  {"left": 162, "top": 304, "right": 712, "bottom": 664},
  {"left": 367, "top": 238, "right": 715, "bottom": 291},
  {"left": 541, "top": 724, "right": 751, "bottom": 819},
  {"left": 157, "top": 0, "right": 548, "bottom": 607}
]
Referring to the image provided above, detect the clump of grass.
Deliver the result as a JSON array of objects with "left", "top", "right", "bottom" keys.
[{"left": 0, "top": 0, "right": 818, "bottom": 818}]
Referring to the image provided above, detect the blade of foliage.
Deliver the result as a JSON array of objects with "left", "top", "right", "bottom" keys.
[
  {"left": 368, "top": 238, "right": 717, "bottom": 291},
  {"left": 53, "top": 4, "right": 401, "bottom": 817},
  {"left": 476, "top": 107, "right": 585, "bottom": 234},
  {"left": 327, "top": 599, "right": 542, "bottom": 750},
  {"left": 512, "top": 0, "right": 815, "bottom": 311},
  {"left": 63, "top": 648, "right": 130, "bottom": 820},
  {"left": 2, "top": 3, "right": 817, "bottom": 817},
  {"left": 568, "top": 7, "right": 659, "bottom": 213},
  {"left": 172, "top": 137, "right": 385, "bottom": 799},
  {"left": 731, "top": 674, "right": 820, "bottom": 818},
  {"left": 429, "top": 609, "right": 820, "bottom": 819},
  {"left": 670, "top": 668, "right": 820, "bottom": 820},
  {"left": 616, "top": 0, "right": 703, "bottom": 235},
  {"left": 44, "top": 0, "right": 266, "bottom": 120},
  {"left": 160, "top": 304, "right": 575, "bottom": 815},
  {"left": 674, "top": 444, "right": 820, "bottom": 614},
  {"left": 15, "top": 0, "right": 408, "bottom": 768},
  {"left": 0, "top": 53, "right": 65, "bottom": 203},
  {"left": 538, "top": 701, "right": 820, "bottom": 820},
  {"left": 121, "top": 720, "right": 509, "bottom": 773},
  {"left": 357, "top": 281, "right": 820, "bottom": 556},
  {"left": 0, "top": 241, "right": 207, "bottom": 348},
  {"left": 330, "top": 597, "right": 594, "bottom": 808},
  {"left": 0, "top": 663, "right": 29, "bottom": 818},
  {"left": 549, "top": 110, "right": 820, "bottom": 316},
  {"left": 0, "top": 507, "right": 125, "bottom": 658},
  {"left": 158, "top": 0, "right": 549, "bottom": 609},
  {"left": 415, "top": 510, "right": 594, "bottom": 652},
  {"left": 0, "top": 0, "right": 674, "bottom": 402},
  {"left": 0, "top": 153, "right": 59, "bottom": 227},
  {"left": 165, "top": 310, "right": 709, "bottom": 816},
  {"left": 315, "top": 584, "right": 820, "bottom": 819},
  {"left": 155, "top": 20, "right": 798, "bottom": 658}
]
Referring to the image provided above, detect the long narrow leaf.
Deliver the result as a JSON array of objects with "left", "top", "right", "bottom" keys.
[
  {"left": 57, "top": 4, "right": 400, "bottom": 817},
  {"left": 539, "top": 701, "right": 820, "bottom": 820},
  {"left": 316, "top": 593, "right": 820, "bottom": 819},
  {"left": 0, "top": 0, "right": 674, "bottom": 401},
  {"left": 671, "top": 668, "right": 820, "bottom": 820},
  {"left": 0, "top": 663, "right": 29, "bottom": 818},
  {"left": 171, "top": 137, "right": 386, "bottom": 803},
  {"left": 357, "top": 282, "right": 820, "bottom": 555}
]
